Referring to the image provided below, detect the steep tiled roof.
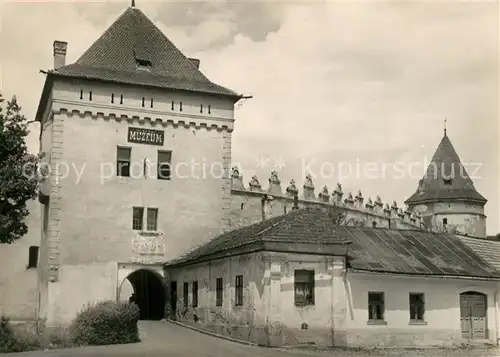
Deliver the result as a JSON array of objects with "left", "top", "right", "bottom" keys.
[
  {"left": 459, "top": 236, "right": 500, "bottom": 271},
  {"left": 165, "top": 208, "right": 500, "bottom": 279},
  {"left": 405, "top": 132, "right": 486, "bottom": 205},
  {"left": 48, "top": 7, "right": 240, "bottom": 99},
  {"left": 166, "top": 209, "right": 352, "bottom": 266}
]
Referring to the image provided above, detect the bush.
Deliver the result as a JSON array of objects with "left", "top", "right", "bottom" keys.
[
  {"left": 69, "top": 300, "right": 140, "bottom": 346},
  {"left": 0, "top": 316, "right": 42, "bottom": 353},
  {"left": 0, "top": 316, "right": 18, "bottom": 353}
]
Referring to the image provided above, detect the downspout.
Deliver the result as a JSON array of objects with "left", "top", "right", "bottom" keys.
[{"left": 495, "top": 289, "right": 499, "bottom": 345}]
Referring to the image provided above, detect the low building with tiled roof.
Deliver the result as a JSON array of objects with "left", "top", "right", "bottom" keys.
[{"left": 164, "top": 207, "right": 500, "bottom": 349}]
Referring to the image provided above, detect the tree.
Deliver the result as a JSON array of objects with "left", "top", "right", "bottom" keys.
[{"left": 0, "top": 93, "right": 39, "bottom": 243}]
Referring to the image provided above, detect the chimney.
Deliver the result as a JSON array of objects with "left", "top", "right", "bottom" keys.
[
  {"left": 53, "top": 41, "right": 68, "bottom": 69},
  {"left": 292, "top": 192, "right": 299, "bottom": 210},
  {"left": 189, "top": 58, "right": 200, "bottom": 69}
]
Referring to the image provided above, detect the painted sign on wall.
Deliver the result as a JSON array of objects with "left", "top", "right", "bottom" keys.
[{"left": 128, "top": 127, "right": 165, "bottom": 146}]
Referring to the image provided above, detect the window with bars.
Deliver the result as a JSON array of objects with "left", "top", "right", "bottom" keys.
[
  {"left": 183, "top": 282, "right": 189, "bottom": 307},
  {"left": 157, "top": 151, "right": 172, "bottom": 180},
  {"left": 409, "top": 293, "right": 425, "bottom": 321},
  {"left": 368, "top": 292, "right": 385, "bottom": 321},
  {"left": 235, "top": 275, "right": 243, "bottom": 306},
  {"left": 216, "top": 278, "right": 223, "bottom": 306},
  {"left": 294, "top": 270, "right": 315, "bottom": 307},
  {"left": 117, "top": 147, "right": 131, "bottom": 177},
  {"left": 146, "top": 208, "right": 158, "bottom": 231},
  {"left": 192, "top": 281, "right": 198, "bottom": 307},
  {"left": 132, "top": 207, "right": 144, "bottom": 230}
]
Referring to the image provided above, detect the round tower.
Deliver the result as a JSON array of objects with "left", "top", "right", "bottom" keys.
[{"left": 405, "top": 128, "right": 487, "bottom": 237}]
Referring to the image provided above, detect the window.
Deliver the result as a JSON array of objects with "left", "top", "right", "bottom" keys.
[
  {"left": 79, "top": 90, "right": 83, "bottom": 100},
  {"left": 372, "top": 221, "right": 377, "bottom": 228},
  {"left": 208, "top": 105, "right": 211, "bottom": 114},
  {"left": 43, "top": 203, "right": 49, "bottom": 232},
  {"left": 409, "top": 293, "right": 425, "bottom": 321},
  {"left": 294, "top": 270, "right": 315, "bottom": 306},
  {"left": 157, "top": 151, "right": 172, "bottom": 180},
  {"left": 141, "top": 97, "right": 145, "bottom": 107},
  {"left": 216, "top": 278, "right": 223, "bottom": 306},
  {"left": 27, "top": 246, "right": 39, "bottom": 269},
  {"left": 200, "top": 104, "right": 203, "bottom": 113},
  {"left": 183, "top": 282, "right": 189, "bottom": 307},
  {"left": 117, "top": 147, "right": 131, "bottom": 177},
  {"left": 111, "top": 93, "right": 114, "bottom": 103},
  {"left": 150, "top": 98, "right": 154, "bottom": 108},
  {"left": 443, "top": 218, "right": 448, "bottom": 225},
  {"left": 179, "top": 101, "right": 183, "bottom": 112},
  {"left": 235, "top": 275, "right": 243, "bottom": 306},
  {"left": 443, "top": 178, "right": 453, "bottom": 185},
  {"left": 192, "top": 281, "right": 198, "bottom": 307},
  {"left": 368, "top": 292, "right": 385, "bottom": 321},
  {"left": 89, "top": 91, "right": 92, "bottom": 101},
  {"left": 146, "top": 208, "right": 158, "bottom": 231},
  {"left": 120, "top": 94, "right": 123, "bottom": 104},
  {"left": 136, "top": 58, "right": 152, "bottom": 68},
  {"left": 132, "top": 207, "right": 144, "bottom": 230}
]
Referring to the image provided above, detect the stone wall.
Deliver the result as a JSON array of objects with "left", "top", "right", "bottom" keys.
[
  {"left": 228, "top": 168, "right": 426, "bottom": 232},
  {"left": 164, "top": 252, "right": 347, "bottom": 348},
  {"left": 165, "top": 253, "right": 270, "bottom": 346},
  {"left": 345, "top": 272, "right": 499, "bottom": 348},
  {"left": 0, "top": 199, "right": 41, "bottom": 321}
]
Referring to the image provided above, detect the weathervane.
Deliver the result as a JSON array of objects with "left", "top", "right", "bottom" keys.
[
  {"left": 444, "top": 118, "right": 447, "bottom": 136},
  {"left": 131, "top": 0, "right": 135, "bottom": 7}
]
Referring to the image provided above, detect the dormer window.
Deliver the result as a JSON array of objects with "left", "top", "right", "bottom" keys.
[
  {"left": 443, "top": 178, "right": 453, "bottom": 185},
  {"left": 136, "top": 58, "right": 152, "bottom": 68}
]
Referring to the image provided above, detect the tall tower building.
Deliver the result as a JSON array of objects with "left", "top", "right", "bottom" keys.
[
  {"left": 32, "top": 6, "right": 242, "bottom": 325},
  {"left": 405, "top": 128, "right": 487, "bottom": 237}
]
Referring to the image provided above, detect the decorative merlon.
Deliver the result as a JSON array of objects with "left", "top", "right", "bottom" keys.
[
  {"left": 230, "top": 170, "right": 424, "bottom": 229},
  {"left": 365, "top": 197, "right": 374, "bottom": 210},
  {"left": 355, "top": 190, "right": 364, "bottom": 207},
  {"left": 345, "top": 192, "right": 354, "bottom": 206},
  {"left": 286, "top": 179, "right": 298, "bottom": 197},
  {"left": 332, "top": 183, "right": 343, "bottom": 203},
  {"left": 231, "top": 167, "right": 245, "bottom": 191},
  {"left": 249, "top": 175, "right": 262, "bottom": 191},
  {"left": 268, "top": 171, "right": 282, "bottom": 195},
  {"left": 303, "top": 174, "right": 315, "bottom": 200},
  {"left": 319, "top": 185, "right": 329, "bottom": 202}
]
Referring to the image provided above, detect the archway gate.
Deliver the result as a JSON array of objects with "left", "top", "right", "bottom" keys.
[
  {"left": 117, "top": 262, "right": 166, "bottom": 320},
  {"left": 460, "top": 291, "right": 487, "bottom": 340}
]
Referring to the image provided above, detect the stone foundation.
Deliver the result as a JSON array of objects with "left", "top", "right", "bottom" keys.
[{"left": 280, "top": 326, "right": 333, "bottom": 347}]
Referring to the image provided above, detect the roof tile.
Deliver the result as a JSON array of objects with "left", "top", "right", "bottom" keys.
[
  {"left": 166, "top": 208, "right": 500, "bottom": 279},
  {"left": 51, "top": 7, "right": 239, "bottom": 98},
  {"left": 405, "top": 133, "right": 486, "bottom": 204}
]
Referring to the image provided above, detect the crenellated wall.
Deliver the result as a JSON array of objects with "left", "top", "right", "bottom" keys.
[{"left": 228, "top": 168, "right": 426, "bottom": 232}]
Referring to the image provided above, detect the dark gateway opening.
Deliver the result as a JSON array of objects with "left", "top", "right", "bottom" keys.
[{"left": 126, "top": 269, "right": 166, "bottom": 320}]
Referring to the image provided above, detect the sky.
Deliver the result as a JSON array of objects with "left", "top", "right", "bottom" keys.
[{"left": 1, "top": 1, "right": 498, "bottom": 234}]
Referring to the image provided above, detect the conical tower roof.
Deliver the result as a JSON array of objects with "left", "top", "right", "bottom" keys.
[
  {"left": 405, "top": 131, "right": 486, "bottom": 205},
  {"left": 46, "top": 7, "right": 240, "bottom": 99}
]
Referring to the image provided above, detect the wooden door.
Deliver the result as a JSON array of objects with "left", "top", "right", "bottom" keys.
[
  {"left": 460, "top": 293, "right": 487, "bottom": 340},
  {"left": 170, "top": 281, "right": 177, "bottom": 319}
]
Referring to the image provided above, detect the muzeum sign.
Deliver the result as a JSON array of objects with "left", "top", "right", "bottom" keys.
[{"left": 128, "top": 127, "right": 165, "bottom": 146}]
